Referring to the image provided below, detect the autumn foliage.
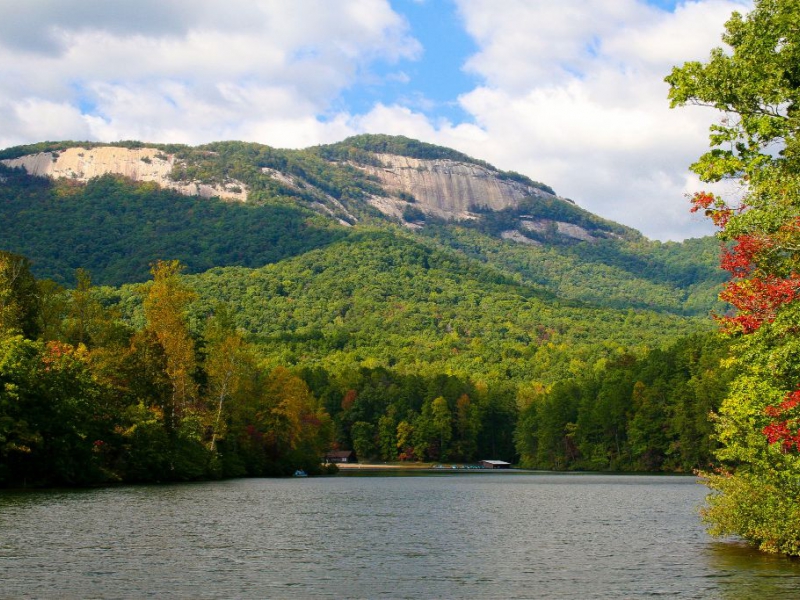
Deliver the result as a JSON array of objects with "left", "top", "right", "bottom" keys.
[
  {"left": 668, "top": 0, "right": 800, "bottom": 554},
  {"left": 695, "top": 189, "right": 800, "bottom": 451}
]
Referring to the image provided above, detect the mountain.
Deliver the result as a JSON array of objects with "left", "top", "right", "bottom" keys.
[
  {"left": 1, "top": 135, "right": 627, "bottom": 240},
  {"left": 0, "top": 132, "right": 727, "bottom": 382},
  {"left": 0, "top": 135, "right": 731, "bottom": 478},
  {"left": 0, "top": 135, "right": 724, "bottom": 316}
]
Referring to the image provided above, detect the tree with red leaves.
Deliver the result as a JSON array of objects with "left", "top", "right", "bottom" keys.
[{"left": 668, "top": 0, "right": 800, "bottom": 555}]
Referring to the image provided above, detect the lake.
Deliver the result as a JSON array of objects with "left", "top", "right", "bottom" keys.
[{"left": 2, "top": 472, "right": 799, "bottom": 599}]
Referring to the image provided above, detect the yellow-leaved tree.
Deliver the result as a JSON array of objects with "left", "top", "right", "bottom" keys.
[{"left": 142, "top": 260, "right": 198, "bottom": 426}]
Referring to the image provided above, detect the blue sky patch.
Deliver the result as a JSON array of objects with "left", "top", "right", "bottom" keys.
[{"left": 337, "top": 0, "right": 479, "bottom": 124}]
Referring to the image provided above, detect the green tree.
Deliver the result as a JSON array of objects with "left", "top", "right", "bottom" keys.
[
  {"left": 454, "top": 394, "right": 480, "bottom": 461},
  {"left": 396, "top": 419, "right": 414, "bottom": 460},
  {"left": 350, "top": 421, "right": 375, "bottom": 462},
  {"left": 0, "top": 251, "right": 39, "bottom": 339},
  {"left": 264, "top": 367, "right": 333, "bottom": 473},
  {"left": 627, "top": 380, "right": 669, "bottom": 471},
  {"left": 412, "top": 401, "right": 437, "bottom": 461},
  {"left": 0, "top": 336, "right": 112, "bottom": 486},
  {"left": 667, "top": 0, "right": 800, "bottom": 555},
  {"left": 538, "top": 381, "right": 581, "bottom": 469},
  {"left": 377, "top": 410, "right": 398, "bottom": 461},
  {"left": 36, "top": 279, "right": 68, "bottom": 342},
  {"left": 431, "top": 396, "right": 453, "bottom": 461},
  {"left": 64, "top": 269, "right": 104, "bottom": 346}
]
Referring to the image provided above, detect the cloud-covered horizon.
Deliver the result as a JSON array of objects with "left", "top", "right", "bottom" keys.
[{"left": 0, "top": 0, "right": 752, "bottom": 240}]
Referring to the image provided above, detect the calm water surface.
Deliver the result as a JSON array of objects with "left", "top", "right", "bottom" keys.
[{"left": 2, "top": 472, "right": 800, "bottom": 599}]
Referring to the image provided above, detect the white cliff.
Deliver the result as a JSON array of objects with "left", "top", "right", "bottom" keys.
[
  {"left": 359, "top": 154, "right": 553, "bottom": 221},
  {"left": 1, "top": 146, "right": 247, "bottom": 202}
]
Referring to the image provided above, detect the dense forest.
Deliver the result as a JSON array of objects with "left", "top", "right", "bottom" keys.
[
  {"left": 1, "top": 255, "right": 335, "bottom": 484},
  {"left": 516, "top": 334, "right": 733, "bottom": 472},
  {"left": 103, "top": 228, "right": 711, "bottom": 385},
  {"left": 0, "top": 242, "right": 731, "bottom": 487}
]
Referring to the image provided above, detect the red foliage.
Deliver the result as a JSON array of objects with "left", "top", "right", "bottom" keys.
[
  {"left": 712, "top": 208, "right": 734, "bottom": 228},
  {"left": 718, "top": 275, "right": 800, "bottom": 333},
  {"left": 690, "top": 191, "right": 716, "bottom": 213},
  {"left": 720, "top": 234, "right": 771, "bottom": 277},
  {"left": 689, "top": 191, "right": 737, "bottom": 227},
  {"left": 41, "top": 340, "right": 78, "bottom": 371},
  {"left": 341, "top": 389, "right": 357, "bottom": 411},
  {"left": 44, "top": 340, "right": 75, "bottom": 359},
  {"left": 762, "top": 421, "right": 800, "bottom": 452},
  {"left": 692, "top": 191, "right": 800, "bottom": 451},
  {"left": 763, "top": 390, "right": 800, "bottom": 451}
]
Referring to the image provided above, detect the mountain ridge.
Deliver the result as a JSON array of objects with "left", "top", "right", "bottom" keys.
[
  {"left": 0, "top": 134, "right": 724, "bottom": 318},
  {"left": 0, "top": 135, "right": 629, "bottom": 244}
]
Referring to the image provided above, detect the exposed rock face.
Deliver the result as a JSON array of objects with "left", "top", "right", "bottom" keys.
[
  {"left": 1, "top": 147, "right": 247, "bottom": 201},
  {"left": 501, "top": 230, "right": 541, "bottom": 245},
  {"left": 358, "top": 154, "right": 553, "bottom": 221},
  {"left": 554, "top": 222, "right": 595, "bottom": 242},
  {"left": 261, "top": 167, "right": 356, "bottom": 225},
  {"left": 520, "top": 219, "right": 596, "bottom": 242}
]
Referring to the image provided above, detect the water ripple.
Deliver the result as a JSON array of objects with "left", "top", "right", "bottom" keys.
[{"left": 2, "top": 474, "right": 800, "bottom": 598}]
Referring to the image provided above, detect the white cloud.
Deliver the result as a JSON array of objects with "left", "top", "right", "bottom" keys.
[
  {"left": 0, "top": 0, "right": 420, "bottom": 148},
  {"left": 422, "top": 0, "right": 753, "bottom": 240},
  {"left": 460, "top": 0, "right": 651, "bottom": 90},
  {"left": 9, "top": 98, "right": 94, "bottom": 141},
  {"left": 349, "top": 102, "right": 479, "bottom": 142}
]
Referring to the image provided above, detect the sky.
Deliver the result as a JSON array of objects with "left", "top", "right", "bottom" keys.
[{"left": 0, "top": 0, "right": 753, "bottom": 241}]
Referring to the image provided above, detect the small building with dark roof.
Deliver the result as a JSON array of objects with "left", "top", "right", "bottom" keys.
[
  {"left": 479, "top": 459, "right": 511, "bottom": 469},
  {"left": 325, "top": 450, "right": 357, "bottom": 464}
]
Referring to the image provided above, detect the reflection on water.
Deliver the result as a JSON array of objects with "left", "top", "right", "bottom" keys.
[
  {"left": 705, "top": 540, "right": 800, "bottom": 599},
  {"left": 1, "top": 473, "right": 800, "bottom": 599}
]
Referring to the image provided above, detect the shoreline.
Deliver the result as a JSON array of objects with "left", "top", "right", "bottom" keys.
[
  {"left": 334, "top": 462, "right": 509, "bottom": 471},
  {"left": 335, "top": 462, "right": 439, "bottom": 470}
]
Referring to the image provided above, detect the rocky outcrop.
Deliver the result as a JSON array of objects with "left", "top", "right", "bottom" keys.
[
  {"left": 1, "top": 147, "right": 247, "bottom": 201},
  {"left": 358, "top": 154, "right": 553, "bottom": 221},
  {"left": 261, "top": 167, "right": 356, "bottom": 225},
  {"left": 520, "top": 219, "right": 596, "bottom": 242},
  {"left": 501, "top": 230, "right": 541, "bottom": 245}
]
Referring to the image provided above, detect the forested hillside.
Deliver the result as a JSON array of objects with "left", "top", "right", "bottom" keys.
[
  {"left": 0, "top": 250, "right": 729, "bottom": 486},
  {"left": 174, "top": 229, "right": 709, "bottom": 383},
  {"left": 0, "top": 167, "right": 346, "bottom": 286}
]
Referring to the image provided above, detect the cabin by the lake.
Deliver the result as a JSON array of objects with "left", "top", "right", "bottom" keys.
[
  {"left": 325, "top": 450, "right": 356, "bottom": 464},
  {"left": 479, "top": 460, "right": 511, "bottom": 469}
]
